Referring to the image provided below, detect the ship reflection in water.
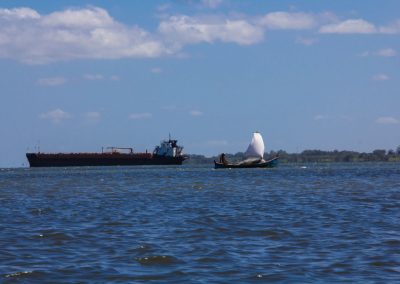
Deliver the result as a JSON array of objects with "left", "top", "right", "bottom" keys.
[{"left": 26, "top": 137, "right": 187, "bottom": 167}]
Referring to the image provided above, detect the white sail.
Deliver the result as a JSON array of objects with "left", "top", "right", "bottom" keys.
[{"left": 245, "top": 132, "right": 265, "bottom": 159}]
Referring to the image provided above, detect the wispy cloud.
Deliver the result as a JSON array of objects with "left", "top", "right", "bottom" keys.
[
  {"left": 375, "top": 116, "right": 399, "bottom": 125},
  {"left": 190, "top": 110, "right": 203, "bottom": 116},
  {"left": 37, "top": 77, "right": 67, "bottom": 86},
  {"left": 372, "top": 74, "right": 390, "bottom": 81},
  {"left": 258, "top": 12, "right": 317, "bottom": 30},
  {"left": 85, "top": 111, "right": 101, "bottom": 119},
  {"left": 201, "top": 0, "right": 224, "bottom": 9},
  {"left": 159, "top": 15, "right": 265, "bottom": 46},
  {"left": 296, "top": 36, "right": 318, "bottom": 46},
  {"left": 359, "top": 48, "right": 397, "bottom": 57},
  {"left": 83, "top": 74, "right": 104, "bottom": 80},
  {"left": 40, "top": 108, "right": 71, "bottom": 123},
  {"left": 0, "top": 7, "right": 40, "bottom": 19},
  {"left": 177, "top": 0, "right": 224, "bottom": 9},
  {"left": 151, "top": 67, "right": 162, "bottom": 74},
  {"left": 313, "top": 114, "right": 352, "bottom": 121},
  {"left": 129, "top": 112, "right": 152, "bottom": 120},
  {"left": 157, "top": 3, "right": 171, "bottom": 12},
  {"left": 319, "top": 18, "right": 400, "bottom": 35},
  {"left": 379, "top": 20, "right": 400, "bottom": 34},
  {"left": 319, "top": 19, "right": 377, "bottom": 34},
  {"left": 313, "top": 114, "right": 329, "bottom": 121},
  {"left": 376, "top": 48, "right": 397, "bottom": 57},
  {"left": 358, "top": 51, "right": 370, "bottom": 57},
  {"left": 84, "top": 74, "right": 121, "bottom": 81},
  {"left": 84, "top": 111, "right": 101, "bottom": 124}
]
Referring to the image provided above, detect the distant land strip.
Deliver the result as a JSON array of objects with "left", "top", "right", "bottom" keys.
[{"left": 186, "top": 149, "right": 400, "bottom": 164}]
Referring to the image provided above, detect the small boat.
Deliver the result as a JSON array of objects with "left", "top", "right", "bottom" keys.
[{"left": 214, "top": 132, "right": 278, "bottom": 169}]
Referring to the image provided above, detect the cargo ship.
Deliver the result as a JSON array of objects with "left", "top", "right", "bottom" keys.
[{"left": 26, "top": 137, "right": 187, "bottom": 167}]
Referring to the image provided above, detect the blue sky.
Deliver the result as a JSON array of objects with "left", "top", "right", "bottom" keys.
[{"left": 0, "top": 0, "right": 399, "bottom": 167}]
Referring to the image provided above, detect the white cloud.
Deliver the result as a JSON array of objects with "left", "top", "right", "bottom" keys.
[
  {"left": 41, "top": 6, "right": 114, "bottom": 28},
  {"left": 190, "top": 110, "right": 203, "bottom": 116},
  {"left": 40, "top": 108, "right": 71, "bottom": 123},
  {"left": 372, "top": 74, "right": 389, "bottom": 81},
  {"left": 258, "top": 12, "right": 316, "bottom": 30},
  {"left": 37, "top": 77, "right": 67, "bottom": 86},
  {"left": 1, "top": 6, "right": 399, "bottom": 64},
  {"left": 110, "top": 75, "right": 120, "bottom": 81},
  {"left": 84, "top": 74, "right": 104, "bottom": 80},
  {"left": 129, "top": 112, "right": 152, "bottom": 120},
  {"left": 376, "top": 116, "right": 399, "bottom": 125},
  {"left": 376, "top": 48, "right": 397, "bottom": 57},
  {"left": 319, "top": 19, "right": 377, "bottom": 34},
  {"left": 159, "top": 15, "right": 264, "bottom": 46},
  {"left": 0, "top": 7, "right": 168, "bottom": 64},
  {"left": 0, "top": 6, "right": 267, "bottom": 64}
]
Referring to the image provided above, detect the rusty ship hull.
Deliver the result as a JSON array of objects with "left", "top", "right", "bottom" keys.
[{"left": 26, "top": 152, "right": 186, "bottom": 167}]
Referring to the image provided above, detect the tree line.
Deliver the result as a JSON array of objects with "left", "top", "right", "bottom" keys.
[{"left": 186, "top": 147, "right": 400, "bottom": 164}]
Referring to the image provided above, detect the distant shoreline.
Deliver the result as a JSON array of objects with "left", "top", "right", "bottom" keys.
[
  {"left": 186, "top": 149, "right": 400, "bottom": 164},
  {"left": 2, "top": 149, "right": 400, "bottom": 168}
]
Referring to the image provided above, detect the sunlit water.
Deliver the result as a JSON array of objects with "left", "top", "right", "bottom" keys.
[{"left": 1, "top": 163, "right": 399, "bottom": 283}]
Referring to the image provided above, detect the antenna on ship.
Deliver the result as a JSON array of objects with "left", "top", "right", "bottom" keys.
[{"left": 36, "top": 140, "right": 41, "bottom": 153}]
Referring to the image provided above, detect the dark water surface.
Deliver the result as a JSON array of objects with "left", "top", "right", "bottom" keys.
[{"left": 1, "top": 163, "right": 399, "bottom": 283}]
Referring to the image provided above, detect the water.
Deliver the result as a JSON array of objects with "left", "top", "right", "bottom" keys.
[{"left": 0, "top": 163, "right": 399, "bottom": 283}]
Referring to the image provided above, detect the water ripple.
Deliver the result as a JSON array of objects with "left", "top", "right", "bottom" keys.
[{"left": 1, "top": 163, "right": 399, "bottom": 282}]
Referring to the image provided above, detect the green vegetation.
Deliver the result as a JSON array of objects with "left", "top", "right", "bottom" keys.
[{"left": 186, "top": 147, "right": 400, "bottom": 164}]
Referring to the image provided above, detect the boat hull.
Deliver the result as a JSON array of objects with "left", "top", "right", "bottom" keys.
[
  {"left": 26, "top": 153, "right": 186, "bottom": 167},
  {"left": 214, "top": 156, "right": 279, "bottom": 169}
]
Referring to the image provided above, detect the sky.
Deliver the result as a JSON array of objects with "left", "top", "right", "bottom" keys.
[{"left": 0, "top": 0, "right": 399, "bottom": 167}]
